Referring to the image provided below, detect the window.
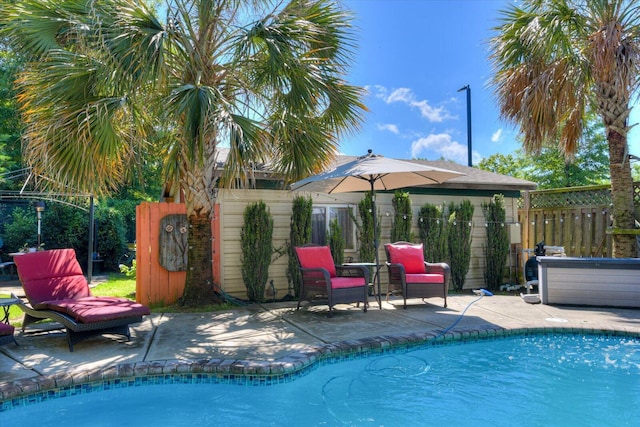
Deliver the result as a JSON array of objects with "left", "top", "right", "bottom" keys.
[{"left": 311, "top": 205, "right": 355, "bottom": 250}]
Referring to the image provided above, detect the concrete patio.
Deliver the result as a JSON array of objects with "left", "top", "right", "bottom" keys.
[{"left": 1, "top": 289, "right": 639, "bottom": 401}]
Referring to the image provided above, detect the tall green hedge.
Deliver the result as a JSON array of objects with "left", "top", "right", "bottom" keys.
[
  {"left": 241, "top": 201, "right": 273, "bottom": 303},
  {"left": 287, "top": 195, "right": 312, "bottom": 297},
  {"left": 448, "top": 200, "right": 474, "bottom": 292},
  {"left": 418, "top": 203, "right": 448, "bottom": 262},
  {"left": 328, "top": 218, "right": 344, "bottom": 265},
  {"left": 482, "top": 194, "right": 510, "bottom": 292},
  {"left": 357, "top": 192, "right": 379, "bottom": 262},
  {"left": 390, "top": 190, "right": 413, "bottom": 242}
]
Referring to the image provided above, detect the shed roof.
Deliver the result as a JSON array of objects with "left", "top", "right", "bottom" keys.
[{"left": 214, "top": 147, "right": 538, "bottom": 192}]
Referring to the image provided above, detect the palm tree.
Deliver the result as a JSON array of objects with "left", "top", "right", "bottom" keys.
[
  {"left": 0, "top": 0, "right": 366, "bottom": 305},
  {"left": 490, "top": 0, "right": 640, "bottom": 257}
]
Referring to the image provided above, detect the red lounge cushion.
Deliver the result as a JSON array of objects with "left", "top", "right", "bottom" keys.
[
  {"left": 295, "top": 246, "right": 337, "bottom": 277},
  {"left": 329, "top": 276, "right": 366, "bottom": 289},
  {"left": 14, "top": 249, "right": 91, "bottom": 306},
  {"left": 405, "top": 273, "right": 445, "bottom": 284},
  {"left": 0, "top": 322, "right": 14, "bottom": 336},
  {"left": 387, "top": 244, "right": 426, "bottom": 274},
  {"left": 40, "top": 297, "right": 150, "bottom": 323}
]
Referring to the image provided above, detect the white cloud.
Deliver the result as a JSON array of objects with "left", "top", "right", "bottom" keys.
[
  {"left": 377, "top": 123, "right": 399, "bottom": 134},
  {"left": 383, "top": 87, "right": 452, "bottom": 122},
  {"left": 411, "top": 133, "right": 469, "bottom": 163},
  {"left": 365, "top": 85, "right": 389, "bottom": 100},
  {"left": 491, "top": 128, "right": 503, "bottom": 143},
  {"left": 386, "top": 88, "right": 413, "bottom": 103},
  {"left": 411, "top": 100, "right": 450, "bottom": 122}
]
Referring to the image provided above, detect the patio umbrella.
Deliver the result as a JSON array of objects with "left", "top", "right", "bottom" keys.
[{"left": 291, "top": 149, "right": 465, "bottom": 308}]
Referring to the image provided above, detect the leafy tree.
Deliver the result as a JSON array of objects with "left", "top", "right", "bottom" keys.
[
  {"left": 1, "top": 0, "right": 365, "bottom": 306},
  {"left": 490, "top": 0, "right": 640, "bottom": 257},
  {"left": 0, "top": 41, "right": 22, "bottom": 184},
  {"left": 478, "top": 115, "right": 610, "bottom": 189}
]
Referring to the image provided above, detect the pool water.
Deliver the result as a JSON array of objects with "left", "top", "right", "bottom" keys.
[{"left": 4, "top": 334, "right": 639, "bottom": 426}]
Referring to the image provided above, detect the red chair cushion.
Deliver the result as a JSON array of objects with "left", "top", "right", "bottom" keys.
[
  {"left": 329, "top": 276, "right": 366, "bottom": 289},
  {"left": 14, "top": 249, "right": 91, "bottom": 306},
  {"left": 405, "top": 273, "right": 445, "bottom": 284},
  {"left": 0, "top": 322, "right": 14, "bottom": 336},
  {"left": 40, "top": 297, "right": 151, "bottom": 323},
  {"left": 386, "top": 244, "right": 426, "bottom": 274},
  {"left": 295, "top": 246, "right": 337, "bottom": 277}
]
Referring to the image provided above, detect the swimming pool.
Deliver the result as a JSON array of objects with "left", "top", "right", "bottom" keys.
[{"left": 3, "top": 333, "right": 639, "bottom": 426}]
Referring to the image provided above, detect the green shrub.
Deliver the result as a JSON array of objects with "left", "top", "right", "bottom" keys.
[
  {"left": 94, "top": 206, "right": 128, "bottom": 271},
  {"left": 482, "top": 194, "right": 510, "bottom": 292},
  {"left": 241, "top": 201, "right": 273, "bottom": 303},
  {"left": 287, "top": 195, "right": 312, "bottom": 298},
  {"left": 418, "top": 203, "right": 448, "bottom": 262},
  {"left": 448, "top": 200, "right": 474, "bottom": 292},
  {"left": 2, "top": 207, "right": 36, "bottom": 251},
  {"left": 390, "top": 190, "right": 413, "bottom": 242},
  {"left": 356, "top": 191, "right": 380, "bottom": 262},
  {"left": 328, "top": 218, "right": 344, "bottom": 265},
  {"left": 2, "top": 201, "right": 127, "bottom": 272}
]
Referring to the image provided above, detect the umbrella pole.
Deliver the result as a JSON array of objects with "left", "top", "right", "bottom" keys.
[{"left": 371, "top": 180, "right": 382, "bottom": 309}]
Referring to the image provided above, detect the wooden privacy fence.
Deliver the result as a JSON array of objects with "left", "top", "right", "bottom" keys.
[{"left": 518, "top": 183, "right": 640, "bottom": 257}]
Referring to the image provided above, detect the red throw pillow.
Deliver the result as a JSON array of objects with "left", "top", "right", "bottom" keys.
[
  {"left": 295, "top": 246, "right": 337, "bottom": 277},
  {"left": 387, "top": 244, "right": 425, "bottom": 274}
]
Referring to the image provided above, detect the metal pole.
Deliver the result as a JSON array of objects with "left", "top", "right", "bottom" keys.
[
  {"left": 88, "top": 195, "right": 94, "bottom": 283},
  {"left": 370, "top": 179, "right": 382, "bottom": 309},
  {"left": 457, "top": 85, "right": 472, "bottom": 167}
]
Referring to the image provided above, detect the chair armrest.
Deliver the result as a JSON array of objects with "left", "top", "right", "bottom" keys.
[
  {"left": 424, "top": 262, "right": 451, "bottom": 284},
  {"left": 336, "top": 265, "right": 370, "bottom": 283},
  {"left": 299, "top": 267, "right": 331, "bottom": 283},
  {"left": 385, "top": 262, "right": 406, "bottom": 283}
]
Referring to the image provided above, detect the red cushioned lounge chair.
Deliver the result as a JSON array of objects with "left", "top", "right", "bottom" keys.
[
  {"left": 0, "top": 322, "right": 17, "bottom": 347},
  {"left": 13, "top": 248, "right": 150, "bottom": 351},
  {"left": 384, "top": 241, "right": 450, "bottom": 309},
  {"left": 294, "top": 245, "right": 369, "bottom": 317}
]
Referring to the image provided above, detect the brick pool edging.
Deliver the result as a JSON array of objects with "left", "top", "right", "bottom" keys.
[{"left": 2, "top": 324, "right": 639, "bottom": 411}]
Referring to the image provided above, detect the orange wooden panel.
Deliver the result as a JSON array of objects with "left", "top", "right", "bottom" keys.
[{"left": 137, "top": 202, "right": 220, "bottom": 307}]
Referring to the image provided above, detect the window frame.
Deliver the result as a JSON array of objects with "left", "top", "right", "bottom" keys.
[{"left": 311, "top": 204, "right": 357, "bottom": 252}]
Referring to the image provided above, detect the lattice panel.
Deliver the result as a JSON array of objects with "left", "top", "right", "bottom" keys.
[{"left": 522, "top": 183, "right": 640, "bottom": 209}]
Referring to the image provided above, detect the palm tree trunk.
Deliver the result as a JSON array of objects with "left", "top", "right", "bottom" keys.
[
  {"left": 607, "top": 129, "right": 637, "bottom": 258},
  {"left": 180, "top": 210, "right": 219, "bottom": 306},
  {"left": 178, "top": 143, "right": 222, "bottom": 306}
]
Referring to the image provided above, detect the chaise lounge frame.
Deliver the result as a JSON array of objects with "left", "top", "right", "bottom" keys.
[
  {"left": 13, "top": 248, "right": 149, "bottom": 351},
  {"left": 11, "top": 293, "right": 142, "bottom": 352}
]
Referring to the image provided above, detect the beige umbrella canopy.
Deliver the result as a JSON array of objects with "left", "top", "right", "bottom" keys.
[
  {"left": 291, "top": 149, "right": 465, "bottom": 308},
  {"left": 290, "top": 150, "right": 463, "bottom": 193}
]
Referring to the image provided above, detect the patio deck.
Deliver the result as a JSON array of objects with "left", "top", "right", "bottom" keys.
[{"left": 1, "top": 290, "right": 639, "bottom": 401}]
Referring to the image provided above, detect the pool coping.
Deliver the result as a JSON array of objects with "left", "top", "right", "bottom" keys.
[{"left": 2, "top": 324, "right": 638, "bottom": 412}]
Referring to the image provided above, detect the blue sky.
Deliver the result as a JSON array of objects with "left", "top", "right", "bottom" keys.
[{"left": 339, "top": 0, "right": 640, "bottom": 165}]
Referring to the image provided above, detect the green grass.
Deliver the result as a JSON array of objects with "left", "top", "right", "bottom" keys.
[
  {"left": 90, "top": 273, "right": 137, "bottom": 299},
  {"left": 0, "top": 294, "right": 23, "bottom": 324},
  {"left": 92, "top": 273, "right": 236, "bottom": 313}
]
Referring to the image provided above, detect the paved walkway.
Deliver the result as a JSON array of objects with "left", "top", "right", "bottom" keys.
[{"left": 1, "top": 292, "right": 639, "bottom": 401}]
